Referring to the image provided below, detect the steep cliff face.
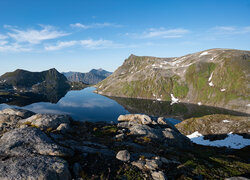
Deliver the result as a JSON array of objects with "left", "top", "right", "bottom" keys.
[{"left": 96, "top": 49, "right": 250, "bottom": 113}]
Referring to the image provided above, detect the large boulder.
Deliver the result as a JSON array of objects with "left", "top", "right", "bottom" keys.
[
  {"left": 117, "top": 114, "right": 192, "bottom": 149},
  {"left": 19, "top": 114, "right": 71, "bottom": 130},
  {"left": 0, "top": 108, "right": 35, "bottom": 119},
  {"left": 0, "top": 127, "right": 73, "bottom": 157},
  {"left": 118, "top": 114, "right": 152, "bottom": 125},
  {"left": 129, "top": 124, "right": 162, "bottom": 139},
  {"left": 0, "top": 108, "right": 35, "bottom": 134},
  {"left": 162, "top": 128, "right": 191, "bottom": 148},
  {"left": 0, "top": 156, "right": 71, "bottom": 180}
]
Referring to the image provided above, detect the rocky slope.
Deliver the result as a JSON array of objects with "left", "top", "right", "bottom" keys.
[
  {"left": 63, "top": 68, "right": 112, "bottom": 85},
  {"left": 0, "top": 108, "right": 249, "bottom": 179},
  {"left": 96, "top": 49, "right": 250, "bottom": 114}
]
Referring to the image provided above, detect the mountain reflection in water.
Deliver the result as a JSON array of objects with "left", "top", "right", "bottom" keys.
[{"left": 0, "top": 87, "right": 248, "bottom": 122}]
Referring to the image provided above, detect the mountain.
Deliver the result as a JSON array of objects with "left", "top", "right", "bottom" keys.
[
  {"left": 63, "top": 68, "right": 112, "bottom": 85},
  {"left": 95, "top": 49, "right": 250, "bottom": 114},
  {"left": 0, "top": 68, "right": 71, "bottom": 104},
  {"left": 0, "top": 68, "right": 69, "bottom": 91}
]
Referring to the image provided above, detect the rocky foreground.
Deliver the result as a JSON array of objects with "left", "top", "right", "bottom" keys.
[{"left": 0, "top": 108, "right": 249, "bottom": 180}]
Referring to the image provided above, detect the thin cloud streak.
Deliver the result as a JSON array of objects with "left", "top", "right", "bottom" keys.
[
  {"left": 128, "top": 28, "right": 190, "bottom": 39},
  {"left": 211, "top": 26, "right": 250, "bottom": 34},
  {"left": 70, "top": 22, "right": 122, "bottom": 29},
  {"left": 45, "top": 40, "right": 78, "bottom": 51},
  {"left": 45, "top": 39, "right": 132, "bottom": 51}
]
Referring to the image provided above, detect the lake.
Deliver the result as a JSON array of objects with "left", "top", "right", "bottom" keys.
[{"left": 0, "top": 87, "right": 247, "bottom": 123}]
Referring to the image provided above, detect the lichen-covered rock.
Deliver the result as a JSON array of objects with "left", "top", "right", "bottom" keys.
[
  {"left": 116, "top": 150, "right": 131, "bottom": 162},
  {"left": 0, "top": 156, "right": 71, "bottom": 180},
  {"left": 20, "top": 114, "right": 71, "bottom": 130},
  {"left": 0, "top": 127, "right": 73, "bottom": 157}
]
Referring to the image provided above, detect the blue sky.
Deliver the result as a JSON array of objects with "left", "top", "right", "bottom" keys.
[{"left": 0, "top": 0, "right": 250, "bottom": 75}]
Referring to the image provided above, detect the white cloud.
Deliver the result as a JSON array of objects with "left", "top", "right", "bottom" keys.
[
  {"left": 70, "top": 22, "right": 122, "bottom": 29},
  {"left": 0, "top": 40, "right": 8, "bottom": 46},
  {"left": 5, "top": 25, "right": 69, "bottom": 44},
  {"left": 80, "top": 39, "right": 115, "bottom": 49},
  {"left": 45, "top": 40, "right": 78, "bottom": 51},
  {"left": 0, "top": 43, "right": 32, "bottom": 52},
  {"left": 211, "top": 26, "right": 250, "bottom": 34},
  {"left": 0, "top": 34, "right": 8, "bottom": 40},
  {"left": 129, "top": 28, "right": 190, "bottom": 39},
  {"left": 44, "top": 38, "right": 128, "bottom": 51}
]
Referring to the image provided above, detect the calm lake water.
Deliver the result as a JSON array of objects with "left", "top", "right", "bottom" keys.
[
  {"left": 0, "top": 87, "right": 247, "bottom": 123},
  {"left": 0, "top": 87, "right": 130, "bottom": 122}
]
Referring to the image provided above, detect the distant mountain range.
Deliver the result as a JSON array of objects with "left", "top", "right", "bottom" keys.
[
  {"left": 95, "top": 48, "right": 250, "bottom": 114},
  {"left": 63, "top": 68, "right": 112, "bottom": 85}
]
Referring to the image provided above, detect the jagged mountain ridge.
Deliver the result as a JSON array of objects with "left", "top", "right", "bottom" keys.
[
  {"left": 96, "top": 48, "right": 250, "bottom": 113},
  {"left": 63, "top": 68, "right": 112, "bottom": 85}
]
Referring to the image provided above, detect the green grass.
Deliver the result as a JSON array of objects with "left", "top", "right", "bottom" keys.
[{"left": 186, "top": 59, "right": 249, "bottom": 105}]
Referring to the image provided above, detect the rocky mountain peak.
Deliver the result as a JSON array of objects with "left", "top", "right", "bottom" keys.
[{"left": 96, "top": 48, "right": 250, "bottom": 114}]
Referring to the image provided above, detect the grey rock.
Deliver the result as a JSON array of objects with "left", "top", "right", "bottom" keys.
[
  {"left": 0, "top": 109, "right": 34, "bottom": 134},
  {"left": 0, "top": 127, "right": 73, "bottom": 157},
  {"left": 115, "top": 133, "right": 125, "bottom": 140},
  {"left": 117, "top": 121, "right": 139, "bottom": 128},
  {"left": 145, "top": 159, "right": 162, "bottom": 170},
  {"left": 116, "top": 150, "right": 131, "bottom": 162},
  {"left": 157, "top": 117, "right": 167, "bottom": 125},
  {"left": 129, "top": 124, "right": 162, "bottom": 139},
  {"left": 20, "top": 114, "right": 71, "bottom": 130},
  {"left": 131, "top": 160, "right": 146, "bottom": 170},
  {"left": 162, "top": 128, "right": 191, "bottom": 149},
  {"left": 0, "top": 108, "right": 35, "bottom": 119},
  {"left": 160, "top": 157, "right": 180, "bottom": 165},
  {"left": 75, "top": 145, "right": 114, "bottom": 157},
  {"left": 0, "top": 156, "right": 71, "bottom": 180},
  {"left": 56, "top": 123, "right": 71, "bottom": 133},
  {"left": 81, "top": 141, "right": 108, "bottom": 149},
  {"left": 118, "top": 114, "right": 152, "bottom": 125},
  {"left": 151, "top": 171, "right": 167, "bottom": 180}
]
